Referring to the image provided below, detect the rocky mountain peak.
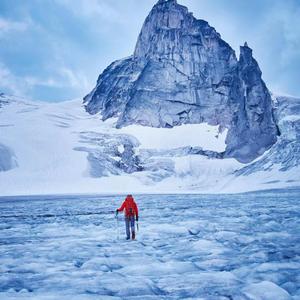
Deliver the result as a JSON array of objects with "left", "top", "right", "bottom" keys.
[
  {"left": 134, "top": 0, "right": 226, "bottom": 62},
  {"left": 239, "top": 43, "right": 256, "bottom": 67},
  {"left": 134, "top": 0, "right": 191, "bottom": 59},
  {"left": 157, "top": 0, "right": 177, "bottom": 3},
  {"left": 155, "top": 0, "right": 181, "bottom": 11},
  {"left": 84, "top": 0, "right": 278, "bottom": 163}
]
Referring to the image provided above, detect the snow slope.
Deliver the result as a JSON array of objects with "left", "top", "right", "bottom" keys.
[
  {"left": 119, "top": 124, "right": 228, "bottom": 152},
  {"left": 0, "top": 94, "right": 299, "bottom": 196},
  {"left": 0, "top": 191, "right": 299, "bottom": 299}
]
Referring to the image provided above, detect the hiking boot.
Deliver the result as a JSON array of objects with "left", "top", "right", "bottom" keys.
[{"left": 132, "top": 232, "right": 135, "bottom": 240}]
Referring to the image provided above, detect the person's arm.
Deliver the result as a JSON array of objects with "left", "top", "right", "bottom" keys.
[{"left": 117, "top": 201, "right": 126, "bottom": 212}]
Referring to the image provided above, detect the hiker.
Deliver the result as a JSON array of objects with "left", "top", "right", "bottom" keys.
[{"left": 116, "top": 195, "right": 139, "bottom": 240}]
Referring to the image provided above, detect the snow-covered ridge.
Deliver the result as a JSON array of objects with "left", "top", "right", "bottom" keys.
[{"left": 0, "top": 94, "right": 299, "bottom": 196}]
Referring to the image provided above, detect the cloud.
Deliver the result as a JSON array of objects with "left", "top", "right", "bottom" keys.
[
  {"left": 55, "top": 0, "right": 121, "bottom": 21},
  {"left": 0, "top": 17, "right": 29, "bottom": 36},
  {"left": 0, "top": 63, "right": 23, "bottom": 96},
  {"left": 58, "top": 66, "right": 91, "bottom": 94},
  {"left": 270, "top": 1, "right": 300, "bottom": 66},
  {"left": 251, "top": 0, "right": 300, "bottom": 96},
  {"left": 0, "top": 62, "right": 57, "bottom": 98},
  {"left": 0, "top": 61, "right": 90, "bottom": 100},
  {"left": 23, "top": 76, "right": 62, "bottom": 88}
]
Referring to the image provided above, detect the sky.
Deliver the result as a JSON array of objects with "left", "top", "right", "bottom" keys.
[{"left": 0, "top": 0, "right": 299, "bottom": 102}]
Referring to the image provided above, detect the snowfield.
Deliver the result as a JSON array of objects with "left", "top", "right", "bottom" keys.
[
  {"left": 0, "top": 94, "right": 299, "bottom": 196},
  {"left": 0, "top": 190, "right": 299, "bottom": 299},
  {"left": 119, "top": 123, "right": 228, "bottom": 152}
]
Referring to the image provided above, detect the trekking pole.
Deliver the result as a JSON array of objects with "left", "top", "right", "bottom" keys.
[{"left": 115, "top": 211, "right": 119, "bottom": 240}]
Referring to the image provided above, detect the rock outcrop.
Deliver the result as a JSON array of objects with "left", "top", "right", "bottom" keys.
[
  {"left": 0, "top": 93, "right": 10, "bottom": 108},
  {"left": 237, "top": 95, "right": 300, "bottom": 175},
  {"left": 0, "top": 143, "right": 18, "bottom": 172},
  {"left": 84, "top": 0, "right": 277, "bottom": 162}
]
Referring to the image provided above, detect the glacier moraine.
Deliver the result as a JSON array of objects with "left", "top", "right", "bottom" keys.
[{"left": 0, "top": 190, "right": 299, "bottom": 299}]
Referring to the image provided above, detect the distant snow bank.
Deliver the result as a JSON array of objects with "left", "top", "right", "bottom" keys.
[{"left": 120, "top": 123, "right": 227, "bottom": 152}]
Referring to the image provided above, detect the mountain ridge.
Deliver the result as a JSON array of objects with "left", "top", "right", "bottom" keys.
[{"left": 84, "top": 0, "right": 277, "bottom": 163}]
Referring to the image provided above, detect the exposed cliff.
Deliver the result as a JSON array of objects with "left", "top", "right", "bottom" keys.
[{"left": 84, "top": 0, "right": 277, "bottom": 162}]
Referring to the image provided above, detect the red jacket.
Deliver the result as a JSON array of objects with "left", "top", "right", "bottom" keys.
[{"left": 117, "top": 195, "right": 138, "bottom": 218}]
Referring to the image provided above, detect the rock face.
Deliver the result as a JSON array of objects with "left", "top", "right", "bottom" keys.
[
  {"left": 84, "top": 0, "right": 277, "bottom": 162},
  {"left": 0, "top": 93, "right": 10, "bottom": 108},
  {"left": 237, "top": 95, "right": 300, "bottom": 175},
  {"left": 225, "top": 44, "right": 279, "bottom": 162},
  {"left": 0, "top": 143, "right": 18, "bottom": 172}
]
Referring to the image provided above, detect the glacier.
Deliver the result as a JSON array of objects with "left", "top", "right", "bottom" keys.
[{"left": 0, "top": 191, "right": 299, "bottom": 299}]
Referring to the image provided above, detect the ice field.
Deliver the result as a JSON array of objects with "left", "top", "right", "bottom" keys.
[{"left": 0, "top": 190, "right": 299, "bottom": 299}]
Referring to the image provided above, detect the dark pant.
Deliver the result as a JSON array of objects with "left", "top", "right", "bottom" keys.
[{"left": 125, "top": 216, "right": 135, "bottom": 239}]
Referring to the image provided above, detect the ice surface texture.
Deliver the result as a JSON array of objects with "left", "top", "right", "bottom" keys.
[
  {"left": 84, "top": 0, "right": 278, "bottom": 163},
  {"left": 0, "top": 190, "right": 299, "bottom": 299}
]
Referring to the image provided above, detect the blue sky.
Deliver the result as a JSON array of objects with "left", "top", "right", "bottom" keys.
[{"left": 0, "top": 0, "right": 299, "bottom": 102}]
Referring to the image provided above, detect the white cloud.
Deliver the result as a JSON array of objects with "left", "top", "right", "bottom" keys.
[
  {"left": 59, "top": 67, "right": 89, "bottom": 90},
  {"left": 0, "top": 63, "right": 58, "bottom": 98},
  {"left": 0, "top": 61, "right": 63, "bottom": 96},
  {"left": 0, "top": 63, "right": 23, "bottom": 96},
  {"left": 23, "top": 76, "right": 63, "bottom": 88},
  {"left": 0, "top": 61, "right": 92, "bottom": 100},
  {"left": 273, "top": 4, "right": 300, "bottom": 66},
  {"left": 0, "top": 18, "right": 29, "bottom": 36},
  {"left": 56, "top": 0, "right": 121, "bottom": 21}
]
